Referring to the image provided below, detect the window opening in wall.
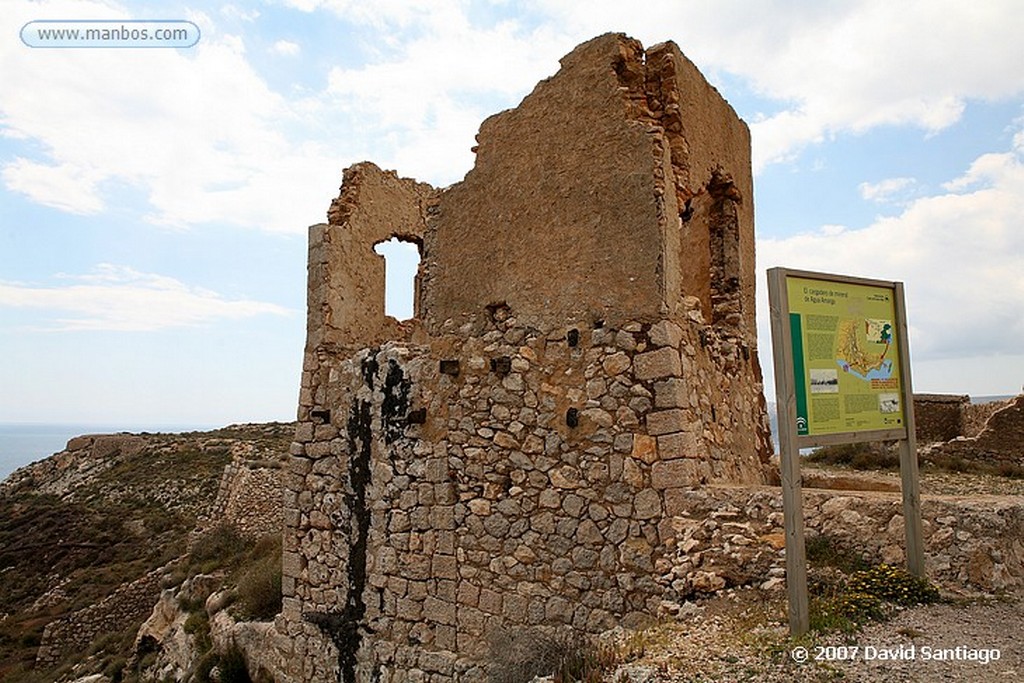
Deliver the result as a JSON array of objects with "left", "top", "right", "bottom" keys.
[{"left": 373, "top": 236, "right": 422, "bottom": 320}]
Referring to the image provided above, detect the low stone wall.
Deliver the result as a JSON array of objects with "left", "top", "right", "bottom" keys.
[
  {"left": 663, "top": 486, "right": 1024, "bottom": 597},
  {"left": 36, "top": 562, "right": 175, "bottom": 667}
]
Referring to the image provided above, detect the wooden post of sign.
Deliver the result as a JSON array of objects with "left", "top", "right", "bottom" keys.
[
  {"left": 894, "top": 282, "right": 925, "bottom": 577},
  {"left": 767, "top": 268, "right": 809, "bottom": 636}
]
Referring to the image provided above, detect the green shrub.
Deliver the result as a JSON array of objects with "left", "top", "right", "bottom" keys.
[
  {"left": 487, "top": 628, "right": 615, "bottom": 683},
  {"left": 219, "top": 645, "right": 253, "bottom": 683},
  {"left": 805, "top": 535, "right": 870, "bottom": 573},
  {"left": 189, "top": 525, "right": 250, "bottom": 574},
  {"left": 807, "top": 441, "right": 900, "bottom": 470},
  {"left": 236, "top": 556, "right": 282, "bottom": 621},
  {"left": 809, "top": 591, "right": 884, "bottom": 633},
  {"left": 808, "top": 563, "right": 940, "bottom": 634}
]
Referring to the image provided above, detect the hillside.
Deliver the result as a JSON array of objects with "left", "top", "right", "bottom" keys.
[{"left": 0, "top": 423, "right": 293, "bottom": 682}]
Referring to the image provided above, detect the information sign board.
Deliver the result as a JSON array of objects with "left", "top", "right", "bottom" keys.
[
  {"left": 785, "top": 276, "right": 906, "bottom": 437},
  {"left": 767, "top": 267, "right": 923, "bottom": 638}
]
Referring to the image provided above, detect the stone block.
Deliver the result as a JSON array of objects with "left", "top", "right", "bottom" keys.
[
  {"left": 479, "top": 588, "right": 502, "bottom": 615},
  {"left": 294, "top": 421, "right": 314, "bottom": 443},
  {"left": 648, "top": 320, "right": 683, "bottom": 348},
  {"left": 651, "top": 459, "right": 704, "bottom": 489},
  {"left": 663, "top": 487, "right": 697, "bottom": 516},
  {"left": 633, "top": 488, "right": 662, "bottom": 519},
  {"left": 630, "top": 434, "right": 658, "bottom": 464},
  {"left": 602, "top": 352, "right": 631, "bottom": 376},
  {"left": 654, "top": 377, "right": 689, "bottom": 408},
  {"left": 282, "top": 551, "right": 303, "bottom": 578},
  {"left": 432, "top": 554, "right": 458, "bottom": 580},
  {"left": 424, "top": 596, "right": 456, "bottom": 625},
  {"left": 656, "top": 431, "right": 702, "bottom": 460},
  {"left": 646, "top": 409, "right": 687, "bottom": 436},
  {"left": 633, "top": 347, "right": 682, "bottom": 380}
]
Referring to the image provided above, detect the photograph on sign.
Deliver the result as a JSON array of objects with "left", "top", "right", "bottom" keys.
[{"left": 785, "top": 276, "right": 905, "bottom": 437}]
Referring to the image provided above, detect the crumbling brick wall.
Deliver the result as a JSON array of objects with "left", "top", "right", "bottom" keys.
[{"left": 278, "top": 33, "right": 773, "bottom": 683}]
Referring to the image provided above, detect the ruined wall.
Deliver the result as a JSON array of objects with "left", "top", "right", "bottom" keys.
[
  {"left": 663, "top": 486, "right": 1024, "bottom": 597},
  {"left": 643, "top": 42, "right": 755, "bottom": 333},
  {"left": 311, "top": 163, "right": 437, "bottom": 352},
  {"left": 928, "top": 395, "right": 1024, "bottom": 466},
  {"left": 281, "top": 309, "right": 771, "bottom": 682},
  {"left": 962, "top": 398, "right": 1011, "bottom": 438},
  {"left": 913, "top": 394, "right": 969, "bottom": 445},
  {"left": 36, "top": 562, "right": 175, "bottom": 667},
  {"left": 280, "top": 32, "right": 772, "bottom": 683},
  {"left": 421, "top": 34, "right": 754, "bottom": 338},
  {"left": 201, "top": 442, "right": 284, "bottom": 541}
]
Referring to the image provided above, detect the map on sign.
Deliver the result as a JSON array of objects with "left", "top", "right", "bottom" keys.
[
  {"left": 836, "top": 318, "right": 893, "bottom": 381},
  {"left": 785, "top": 276, "right": 906, "bottom": 437}
]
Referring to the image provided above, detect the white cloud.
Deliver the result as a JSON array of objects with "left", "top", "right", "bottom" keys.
[
  {"left": 5, "top": 0, "right": 1024, "bottom": 234},
  {"left": 221, "top": 4, "right": 260, "bottom": 22},
  {"left": 271, "top": 39, "right": 301, "bottom": 56},
  {"left": 523, "top": 1, "right": 1024, "bottom": 169},
  {"left": 859, "top": 177, "right": 916, "bottom": 203},
  {"left": 0, "top": 264, "right": 291, "bottom": 332},
  {"left": 318, "top": 7, "right": 567, "bottom": 185},
  {"left": 0, "top": 0, "right": 340, "bottom": 233},
  {"left": 757, "top": 125, "right": 1024, "bottom": 377},
  {"left": 1, "top": 158, "right": 106, "bottom": 214}
]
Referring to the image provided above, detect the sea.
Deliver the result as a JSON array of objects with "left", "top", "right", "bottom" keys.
[{"left": 0, "top": 423, "right": 217, "bottom": 483}]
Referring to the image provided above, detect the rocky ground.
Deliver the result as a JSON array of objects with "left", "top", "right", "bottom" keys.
[
  {"left": 583, "top": 586, "right": 1021, "bottom": 682},
  {"left": 558, "top": 463, "right": 1024, "bottom": 683}
]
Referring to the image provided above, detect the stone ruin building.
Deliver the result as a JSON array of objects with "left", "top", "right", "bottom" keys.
[
  {"left": 915, "top": 393, "right": 1024, "bottom": 467},
  {"left": 278, "top": 33, "right": 774, "bottom": 682}
]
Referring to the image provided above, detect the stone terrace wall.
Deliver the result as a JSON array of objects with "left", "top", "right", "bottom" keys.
[
  {"left": 278, "top": 310, "right": 771, "bottom": 682},
  {"left": 663, "top": 486, "right": 1024, "bottom": 596},
  {"left": 36, "top": 562, "right": 174, "bottom": 667}
]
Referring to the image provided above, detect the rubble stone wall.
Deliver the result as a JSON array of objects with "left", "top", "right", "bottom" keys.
[
  {"left": 663, "top": 486, "right": 1024, "bottom": 597},
  {"left": 203, "top": 444, "right": 284, "bottom": 541},
  {"left": 962, "top": 399, "right": 1012, "bottom": 438},
  {"left": 279, "top": 309, "right": 771, "bottom": 682},
  {"left": 36, "top": 563, "right": 172, "bottom": 667},
  {"left": 929, "top": 395, "right": 1024, "bottom": 466}
]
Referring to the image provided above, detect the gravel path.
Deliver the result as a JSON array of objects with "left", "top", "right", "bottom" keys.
[{"left": 602, "top": 589, "right": 1022, "bottom": 682}]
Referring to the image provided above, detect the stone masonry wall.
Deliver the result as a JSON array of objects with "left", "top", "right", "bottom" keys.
[
  {"left": 420, "top": 34, "right": 755, "bottom": 338},
  {"left": 279, "top": 32, "right": 772, "bottom": 683},
  {"left": 928, "top": 395, "right": 1024, "bottom": 466},
  {"left": 913, "top": 394, "right": 969, "bottom": 445},
  {"left": 962, "top": 398, "right": 1012, "bottom": 438},
  {"left": 36, "top": 562, "right": 175, "bottom": 667},
  {"left": 660, "top": 486, "right": 1024, "bottom": 598},
  {"left": 201, "top": 442, "right": 284, "bottom": 541},
  {"left": 279, "top": 308, "right": 771, "bottom": 682}
]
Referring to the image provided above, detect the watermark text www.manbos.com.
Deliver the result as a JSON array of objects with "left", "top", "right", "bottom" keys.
[
  {"left": 21, "top": 20, "right": 200, "bottom": 49},
  {"left": 791, "top": 644, "right": 1002, "bottom": 665}
]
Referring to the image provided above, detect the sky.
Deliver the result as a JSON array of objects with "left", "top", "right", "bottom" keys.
[{"left": 1, "top": 0, "right": 1023, "bottom": 428}]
